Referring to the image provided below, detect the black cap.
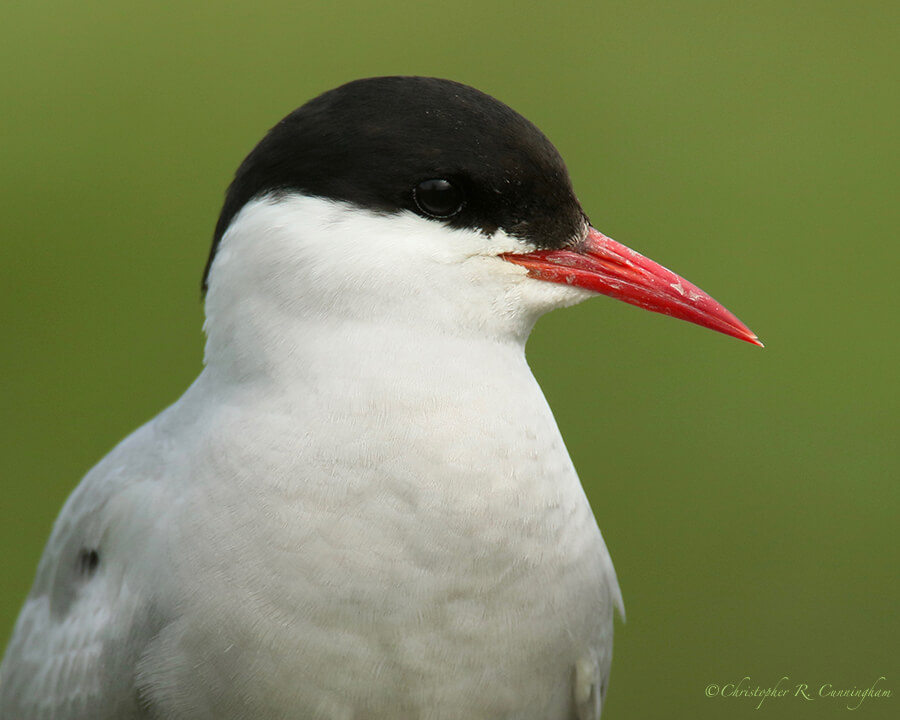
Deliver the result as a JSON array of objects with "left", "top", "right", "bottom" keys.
[{"left": 203, "top": 77, "right": 587, "bottom": 290}]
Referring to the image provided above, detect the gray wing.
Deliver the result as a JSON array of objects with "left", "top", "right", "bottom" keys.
[{"left": 0, "top": 422, "right": 173, "bottom": 720}]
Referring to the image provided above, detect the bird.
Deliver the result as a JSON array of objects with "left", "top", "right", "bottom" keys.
[{"left": 0, "top": 76, "right": 760, "bottom": 720}]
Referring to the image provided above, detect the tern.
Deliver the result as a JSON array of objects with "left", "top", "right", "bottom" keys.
[{"left": 0, "top": 76, "right": 760, "bottom": 720}]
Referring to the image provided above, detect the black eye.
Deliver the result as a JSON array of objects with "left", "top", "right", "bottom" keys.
[{"left": 413, "top": 179, "right": 464, "bottom": 218}]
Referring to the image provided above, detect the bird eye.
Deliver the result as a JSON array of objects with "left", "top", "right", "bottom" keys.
[{"left": 413, "top": 179, "right": 464, "bottom": 218}]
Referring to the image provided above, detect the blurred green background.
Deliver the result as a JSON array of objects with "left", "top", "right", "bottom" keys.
[{"left": 2, "top": 1, "right": 897, "bottom": 717}]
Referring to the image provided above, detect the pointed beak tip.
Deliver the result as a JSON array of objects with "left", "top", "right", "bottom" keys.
[
  {"left": 748, "top": 334, "right": 765, "bottom": 349},
  {"left": 729, "top": 328, "right": 764, "bottom": 347}
]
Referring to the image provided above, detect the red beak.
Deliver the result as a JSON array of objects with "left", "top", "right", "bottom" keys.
[{"left": 503, "top": 227, "right": 762, "bottom": 346}]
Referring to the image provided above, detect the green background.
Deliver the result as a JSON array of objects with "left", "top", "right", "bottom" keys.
[{"left": 2, "top": 1, "right": 897, "bottom": 717}]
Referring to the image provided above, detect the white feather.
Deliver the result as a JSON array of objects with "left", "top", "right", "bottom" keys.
[{"left": 1, "top": 195, "right": 622, "bottom": 719}]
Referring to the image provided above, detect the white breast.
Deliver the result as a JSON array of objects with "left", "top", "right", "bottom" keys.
[{"left": 137, "top": 333, "right": 621, "bottom": 718}]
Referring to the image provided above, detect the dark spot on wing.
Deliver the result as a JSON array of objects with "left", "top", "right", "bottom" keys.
[{"left": 77, "top": 548, "right": 100, "bottom": 577}]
